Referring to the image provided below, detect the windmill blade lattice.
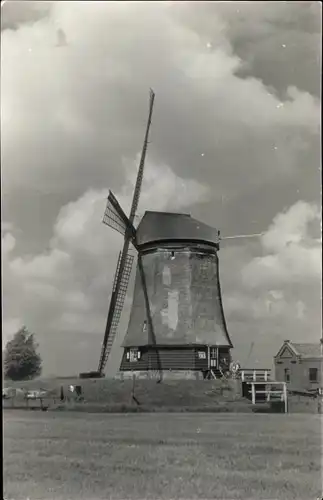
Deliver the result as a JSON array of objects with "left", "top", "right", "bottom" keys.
[
  {"left": 112, "top": 252, "right": 134, "bottom": 293},
  {"left": 129, "top": 89, "right": 155, "bottom": 221},
  {"left": 103, "top": 197, "right": 128, "bottom": 237},
  {"left": 98, "top": 252, "right": 134, "bottom": 370}
]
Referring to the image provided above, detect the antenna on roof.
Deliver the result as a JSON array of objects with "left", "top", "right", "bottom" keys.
[{"left": 243, "top": 341, "right": 254, "bottom": 368}]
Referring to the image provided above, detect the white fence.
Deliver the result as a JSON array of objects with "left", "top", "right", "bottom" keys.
[
  {"left": 247, "top": 381, "right": 288, "bottom": 413},
  {"left": 240, "top": 369, "right": 271, "bottom": 382}
]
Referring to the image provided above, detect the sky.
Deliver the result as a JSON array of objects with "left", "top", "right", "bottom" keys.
[{"left": 1, "top": 0, "right": 321, "bottom": 376}]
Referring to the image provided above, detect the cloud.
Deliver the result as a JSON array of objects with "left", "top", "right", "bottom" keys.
[
  {"left": 120, "top": 157, "right": 209, "bottom": 215},
  {"left": 2, "top": 163, "right": 208, "bottom": 374},
  {"left": 178, "top": 1, "right": 321, "bottom": 98},
  {"left": 1, "top": 1, "right": 320, "bottom": 256},
  {"left": 0, "top": 1, "right": 50, "bottom": 32},
  {"left": 2, "top": 232, "right": 16, "bottom": 254},
  {"left": 241, "top": 201, "right": 321, "bottom": 288},
  {"left": 220, "top": 200, "right": 321, "bottom": 366}
]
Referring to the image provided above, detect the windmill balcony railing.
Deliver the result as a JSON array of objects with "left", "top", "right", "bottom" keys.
[{"left": 240, "top": 369, "right": 272, "bottom": 382}]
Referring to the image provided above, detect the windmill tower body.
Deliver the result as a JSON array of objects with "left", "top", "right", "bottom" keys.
[{"left": 119, "top": 211, "right": 233, "bottom": 377}]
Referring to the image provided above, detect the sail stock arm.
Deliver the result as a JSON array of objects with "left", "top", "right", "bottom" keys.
[{"left": 98, "top": 90, "right": 155, "bottom": 375}]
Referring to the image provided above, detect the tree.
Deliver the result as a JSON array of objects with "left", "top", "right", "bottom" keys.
[{"left": 4, "top": 326, "right": 42, "bottom": 381}]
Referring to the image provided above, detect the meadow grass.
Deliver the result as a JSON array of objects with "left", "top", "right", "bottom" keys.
[
  {"left": 4, "top": 376, "right": 319, "bottom": 413},
  {"left": 3, "top": 411, "right": 322, "bottom": 499}
]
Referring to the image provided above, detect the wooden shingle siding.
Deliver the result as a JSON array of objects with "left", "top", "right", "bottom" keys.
[
  {"left": 149, "top": 348, "right": 195, "bottom": 370},
  {"left": 122, "top": 247, "right": 233, "bottom": 349},
  {"left": 194, "top": 348, "right": 208, "bottom": 370},
  {"left": 120, "top": 347, "right": 198, "bottom": 371},
  {"left": 120, "top": 346, "right": 230, "bottom": 372},
  {"left": 119, "top": 350, "right": 149, "bottom": 371}
]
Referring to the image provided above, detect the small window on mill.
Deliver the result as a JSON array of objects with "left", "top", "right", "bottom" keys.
[{"left": 129, "top": 349, "right": 140, "bottom": 362}]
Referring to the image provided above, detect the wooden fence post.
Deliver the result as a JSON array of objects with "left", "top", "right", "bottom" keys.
[
  {"left": 132, "top": 373, "right": 135, "bottom": 403},
  {"left": 251, "top": 383, "right": 256, "bottom": 405},
  {"left": 283, "top": 383, "right": 288, "bottom": 413}
]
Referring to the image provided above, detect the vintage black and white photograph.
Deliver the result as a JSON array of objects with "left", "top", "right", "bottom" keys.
[{"left": 2, "top": 1, "right": 322, "bottom": 499}]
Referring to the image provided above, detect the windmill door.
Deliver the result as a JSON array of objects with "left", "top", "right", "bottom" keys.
[{"left": 210, "top": 347, "right": 218, "bottom": 368}]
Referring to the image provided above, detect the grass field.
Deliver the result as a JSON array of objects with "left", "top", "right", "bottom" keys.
[
  {"left": 4, "top": 376, "right": 320, "bottom": 413},
  {"left": 3, "top": 411, "right": 322, "bottom": 499},
  {"left": 3, "top": 378, "right": 254, "bottom": 413}
]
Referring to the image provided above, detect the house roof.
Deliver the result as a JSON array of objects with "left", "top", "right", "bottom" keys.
[
  {"left": 275, "top": 340, "right": 322, "bottom": 359},
  {"left": 291, "top": 343, "right": 322, "bottom": 358},
  {"left": 136, "top": 211, "right": 220, "bottom": 249}
]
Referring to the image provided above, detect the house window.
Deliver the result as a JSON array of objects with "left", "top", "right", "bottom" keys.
[
  {"left": 309, "top": 368, "right": 318, "bottom": 383},
  {"left": 284, "top": 368, "right": 290, "bottom": 383},
  {"left": 142, "top": 321, "right": 147, "bottom": 333},
  {"left": 198, "top": 351, "right": 206, "bottom": 359}
]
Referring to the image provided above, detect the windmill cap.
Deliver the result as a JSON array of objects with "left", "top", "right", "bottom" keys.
[{"left": 136, "top": 211, "right": 220, "bottom": 248}]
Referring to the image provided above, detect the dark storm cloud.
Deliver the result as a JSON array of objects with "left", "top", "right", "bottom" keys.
[
  {"left": 176, "top": 1, "right": 321, "bottom": 97},
  {"left": 1, "top": 1, "right": 51, "bottom": 31}
]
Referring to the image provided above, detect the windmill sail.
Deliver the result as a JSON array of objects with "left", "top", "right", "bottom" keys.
[
  {"left": 98, "top": 90, "right": 155, "bottom": 375},
  {"left": 103, "top": 196, "right": 128, "bottom": 237},
  {"left": 129, "top": 89, "right": 155, "bottom": 221},
  {"left": 112, "top": 252, "right": 134, "bottom": 293},
  {"left": 98, "top": 252, "right": 134, "bottom": 371},
  {"left": 103, "top": 191, "right": 137, "bottom": 242}
]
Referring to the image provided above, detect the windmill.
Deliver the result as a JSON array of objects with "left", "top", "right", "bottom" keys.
[
  {"left": 116, "top": 225, "right": 264, "bottom": 380},
  {"left": 97, "top": 89, "right": 157, "bottom": 377},
  {"left": 94, "top": 90, "right": 266, "bottom": 381}
]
